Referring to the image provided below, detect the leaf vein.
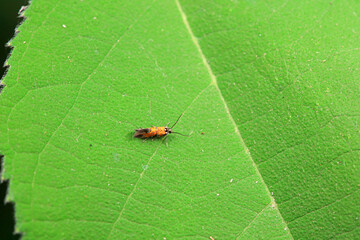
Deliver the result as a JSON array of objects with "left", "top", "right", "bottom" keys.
[
  {"left": 106, "top": 139, "right": 164, "bottom": 239},
  {"left": 28, "top": 0, "right": 157, "bottom": 223}
]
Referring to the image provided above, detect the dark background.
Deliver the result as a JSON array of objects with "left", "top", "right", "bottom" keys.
[{"left": 0, "top": 0, "right": 29, "bottom": 239}]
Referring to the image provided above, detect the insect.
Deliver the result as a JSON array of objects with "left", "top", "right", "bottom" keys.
[{"left": 134, "top": 114, "right": 188, "bottom": 145}]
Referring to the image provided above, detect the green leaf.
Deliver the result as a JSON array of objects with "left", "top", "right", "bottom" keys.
[
  {"left": 1, "top": 0, "right": 358, "bottom": 240},
  {"left": 0, "top": 0, "right": 290, "bottom": 239}
]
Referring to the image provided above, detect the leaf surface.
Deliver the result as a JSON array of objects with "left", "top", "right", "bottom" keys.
[{"left": 0, "top": 0, "right": 292, "bottom": 239}]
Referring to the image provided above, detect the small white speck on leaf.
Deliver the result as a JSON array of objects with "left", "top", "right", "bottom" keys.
[
  {"left": 230, "top": 179, "right": 233, "bottom": 183},
  {"left": 62, "top": 24, "right": 67, "bottom": 28}
]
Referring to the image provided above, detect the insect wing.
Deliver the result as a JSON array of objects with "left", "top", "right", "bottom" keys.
[{"left": 134, "top": 128, "right": 151, "bottom": 138}]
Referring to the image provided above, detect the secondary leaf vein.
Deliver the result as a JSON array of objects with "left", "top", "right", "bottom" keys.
[{"left": 28, "top": 0, "right": 157, "bottom": 223}]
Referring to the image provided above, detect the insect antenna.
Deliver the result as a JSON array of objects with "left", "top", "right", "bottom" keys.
[
  {"left": 170, "top": 113, "right": 184, "bottom": 129},
  {"left": 171, "top": 132, "right": 189, "bottom": 137}
]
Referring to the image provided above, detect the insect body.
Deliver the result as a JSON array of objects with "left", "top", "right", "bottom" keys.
[
  {"left": 133, "top": 126, "right": 169, "bottom": 138},
  {"left": 134, "top": 114, "right": 187, "bottom": 145}
]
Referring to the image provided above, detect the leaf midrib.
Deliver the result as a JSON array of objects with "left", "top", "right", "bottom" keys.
[{"left": 175, "top": 0, "right": 293, "bottom": 238}]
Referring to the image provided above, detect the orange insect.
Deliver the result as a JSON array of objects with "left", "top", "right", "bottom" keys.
[{"left": 134, "top": 114, "right": 187, "bottom": 145}]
